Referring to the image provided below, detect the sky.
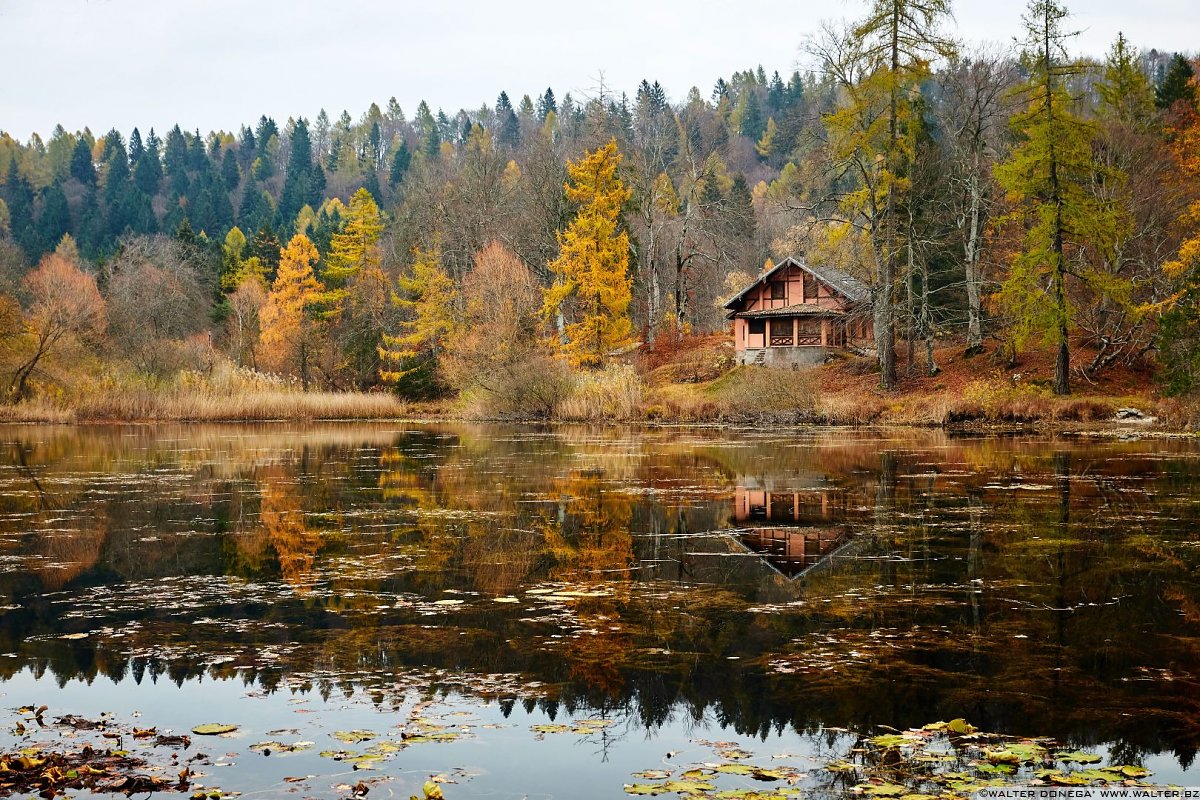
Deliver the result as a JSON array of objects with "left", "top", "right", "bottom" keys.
[{"left": 1, "top": 0, "right": 1197, "bottom": 141}]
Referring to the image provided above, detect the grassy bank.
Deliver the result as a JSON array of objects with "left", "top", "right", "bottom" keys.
[
  {"left": 0, "top": 367, "right": 407, "bottom": 423},
  {"left": 2, "top": 337, "right": 1189, "bottom": 430}
]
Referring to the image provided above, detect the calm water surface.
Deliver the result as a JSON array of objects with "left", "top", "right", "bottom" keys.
[{"left": 1, "top": 423, "right": 1199, "bottom": 798}]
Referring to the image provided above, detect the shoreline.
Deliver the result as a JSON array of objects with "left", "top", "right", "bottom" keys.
[{"left": 0, "top": 408, "right": 1188, "bottom": 437}]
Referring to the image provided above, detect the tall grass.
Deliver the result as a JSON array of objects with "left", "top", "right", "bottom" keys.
[
  {"left": 1, "top": 365, "right": 407, "bottom": 423},
  {"left": 555, "top": 364, "right": 644, "bottom": 421}
]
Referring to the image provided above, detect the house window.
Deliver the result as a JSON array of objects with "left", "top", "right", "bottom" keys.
[
  {"left": 770, "top": 281, "right": 786, "bottom": 300},
  {"left": 769, "top": 318, "right": 794, "bottom": 346},
  {"left": 803, "top": 272, "right": 818, "bottom": 301},
  {"left": 748, "top": 319, "right": 765, "bottom": 335},
  {"left": 797, "top": 318, "right": 821, "bottom": 345}
]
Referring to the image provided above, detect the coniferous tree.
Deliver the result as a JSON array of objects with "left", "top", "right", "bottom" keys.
[
  {"left": 135, "top": 129, "right": 163, "bottom": 194},
  {"left": 496, "top": 91, "right": 520, "bottom": 147},
  {"left": 995, "top": 0, "right": 1126, "bottom": 395},
  {"left": 69, "top": 138, "right": 96, "bottom": 186},
  {"left": 537, "top": 88, "right": 558, "bottom": 121},
  {"left": 1156, "top": 53, "right": 1197, "bottom": 110},
  {"left": 542, "top": 139, "right": 634, "bottom": 368},
  {"left": 37, "top": 182, "right": 71, "bottom": 251},
  {"left": 389, "top": 141, "right": 412, "bottom": 186}
]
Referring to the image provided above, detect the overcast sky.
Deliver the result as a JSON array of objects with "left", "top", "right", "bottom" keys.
[{"left": 1, "top": 0, "right": 1197, "bottom": 141}]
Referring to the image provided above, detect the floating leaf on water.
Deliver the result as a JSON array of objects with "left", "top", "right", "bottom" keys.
[
  {"left": 1074, "top": 769, "right": 1118, "bottom": 782},
  {"left": 60, "top": 633, "right": 89, "bottom": 640},
  {"left": 660, "top": 779, "right": 717, "bottom": 795},
  {"left": 976, "top": 763, "right": 1015, "bottom": 775},
  {"left": 492, "top": 597, "right": 520, "bottom": 604},
  {"left": 333, "top": 730, "right": 378, "bottom": 743},
  {"left": 1057, "top": 751, "right": 1102, "bottom": 764},
  {"left": 715, "top": 764, "right": 755, "bottom": 775},
  {"left": 1105, "top": 765, "right": 1151, "bottom": 778},
  {"left": 625, "top": 784, "right": 668, "bottom": 796},
  {"left": 432, "top": 600, "right": 464, "bottom": 606},
  {"left": 633, "top": 770, "right": 672, "bottom": 780},
  {"left": 531, "top": 724, "right": 572, "bottom": 734},
  {"left": 826, "top": 760, "right": 857, "bottom": 773},
  {"left": 858, "top": 782, "right": 907, "bottom": 796},
  {"left": 869, "top": 734, "right": 912, "bottom": 748},
  {"left": 985, "top": 750, "right": 1022, "bottom": 765},
  {"left": 716, "top": 747, "right": 754, "bottom": 760},
  {"left": 946, "top": 719, "right": 976, "bottom": 735},
  {"left": 1043, "top": 773, "right": 1089, "bottom": 786},
  {"left": 192, "top": 724, "right": 239, "bottom": 735}
]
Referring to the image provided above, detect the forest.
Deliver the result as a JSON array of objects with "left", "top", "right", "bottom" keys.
[{"left": 1, "top": 0, "right": 1199, "bottom": 423}]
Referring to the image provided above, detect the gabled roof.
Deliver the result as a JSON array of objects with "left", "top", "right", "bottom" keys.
[{"left": 722, "top": 257, "right": 871, "bottom": 310}]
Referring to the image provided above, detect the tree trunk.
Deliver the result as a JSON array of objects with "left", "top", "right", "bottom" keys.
[{"left": 963, "top": 170, "right": 984, "bottom": 355}]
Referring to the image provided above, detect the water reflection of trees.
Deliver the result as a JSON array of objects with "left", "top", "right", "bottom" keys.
[{"left": 1, "top": 425, "right": 1200, "bottom": 766}]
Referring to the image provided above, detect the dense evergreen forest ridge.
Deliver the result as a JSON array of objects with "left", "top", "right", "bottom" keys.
[{"left": 1, "top": 0, "right": 1199, "bottom": 422}]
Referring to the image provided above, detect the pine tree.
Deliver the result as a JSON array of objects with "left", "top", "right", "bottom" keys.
[{"left": 542, "top": 139, "right": 635, "bottom": 369}]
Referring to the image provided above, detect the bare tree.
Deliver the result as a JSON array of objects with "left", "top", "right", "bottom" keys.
[{"left": 937, "top": 48, "right": 1019, "bottom": 355}]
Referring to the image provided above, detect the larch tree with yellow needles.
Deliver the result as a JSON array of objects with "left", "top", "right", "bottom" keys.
[
  {"left": 542, "top": 139, "right": 634, "bottom": 370},
  {"left": 260, "top": 234, "right": 325, "bottom": 390}
]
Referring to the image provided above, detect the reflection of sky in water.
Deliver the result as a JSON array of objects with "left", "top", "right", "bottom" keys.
[{"left": 1, "top": 423, "right": 1199, "bottom": 796}]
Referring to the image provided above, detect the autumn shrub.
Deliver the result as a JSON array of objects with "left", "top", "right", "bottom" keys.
[
  {"left": 457, "top": 352, "right": 573, "bottom": 419},
  {"left": 709, "top": 366, "right": 819, "bottom": 423},
  {"left": 1053, "top": 397, "right": 1117, "bottom": 421},
  {"left": 1157, "top": 397, "right": 1200, "bottom": 430},
  {"left": 556, "top": 364, "right": 644, "bottom": 421}
]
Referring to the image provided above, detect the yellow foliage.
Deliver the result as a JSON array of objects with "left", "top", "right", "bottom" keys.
[
  {"left": 379, "top": 243, "right": 460, "bottom": 382},
  {"left": 542, "top": 139, "right": 635, "bottom": 369},
  {"left": 325, "top": 188, "right": 384, "bottom": 287},
  {"left": 259, "top": 234, "right": 325, "bottom": 387}
]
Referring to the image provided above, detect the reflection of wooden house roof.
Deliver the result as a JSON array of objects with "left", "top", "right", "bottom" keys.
[
  {"left": 731, "top": 525, "right": 858, "bottom": 580},
  {"left": 722, "top": 257, "right": 871, "bottom": 311}
]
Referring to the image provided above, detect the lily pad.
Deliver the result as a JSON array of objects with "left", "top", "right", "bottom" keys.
[
  {"left": 859, "top": 782, "right": 908, "bottom": 796},
  {"left": 869, "top": 734, "right": 913, "bottom": 748},
  {"left": 332, "top": 730, "right": 378, "bottom": 743},
  {"left": 1057, "top": 751, "right": 1102, "bottom": 764},
  {"left": 192, "top": 723, "right": 239, "bottom": 735}
]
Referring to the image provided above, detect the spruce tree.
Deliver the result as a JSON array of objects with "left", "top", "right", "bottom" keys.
[
  {"left": 1156, "top": 53, "right": 1197, "bottom": 110},
  {"left": 69, "top": 138, "right": 97, "bottom": 185}
]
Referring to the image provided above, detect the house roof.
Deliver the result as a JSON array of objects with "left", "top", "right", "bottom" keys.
[
  {"left": 736, "top": 303, "right": 846, "bottom": 319},
  {"left": 722, "top": 257, "right": 871, "bottom": 310}
]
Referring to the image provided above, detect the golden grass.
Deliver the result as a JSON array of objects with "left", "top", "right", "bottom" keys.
[
  {"left": 0, "top": 390, "right": 406, "bottom": 423},
  {"left": 1, "top": 365, "right": 408, "bottom": 423},
  {"left": 555, "top": 364, "right": 644, "bottom": 421}
]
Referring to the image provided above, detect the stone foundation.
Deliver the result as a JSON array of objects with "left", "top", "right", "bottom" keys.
[{"left": 738, "top": 347, "right": 829, "bottom": 368}]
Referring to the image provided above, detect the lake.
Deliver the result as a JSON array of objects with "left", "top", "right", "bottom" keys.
[{"left": 1, "top": 423, "right": 1198, "bottom": 799}]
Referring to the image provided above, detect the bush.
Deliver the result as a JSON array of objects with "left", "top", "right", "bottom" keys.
[
  {"left": 457, "top": 352, "right": 573, "bottom": 419},
  {"left": 710, "top": 366, "right": 819, "bottom": 423}
]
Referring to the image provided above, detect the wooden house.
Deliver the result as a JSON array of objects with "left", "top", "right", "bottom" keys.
[{"left": 723, "top": 257, "right": 874, "bottom": 367}]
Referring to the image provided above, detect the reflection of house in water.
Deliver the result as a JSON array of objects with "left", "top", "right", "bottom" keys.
[{"left": 732, "top": 482, "right": 854, "bottom": 578}]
